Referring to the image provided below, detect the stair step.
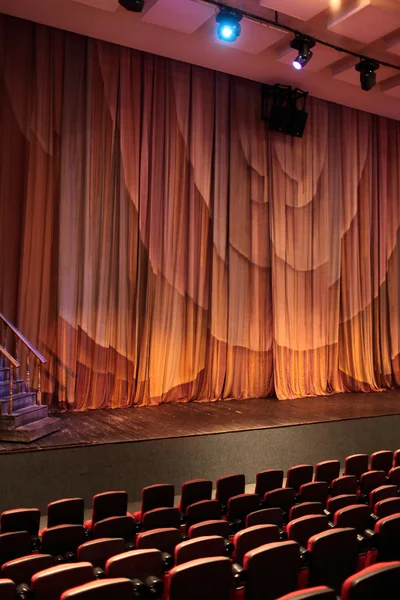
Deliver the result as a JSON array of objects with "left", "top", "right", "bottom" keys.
[
  {"left": 0, "top": 392, "right": 37, "bottom": 412},
  {"left": 0, "top": 405, "right": 48, "bottom": 430},
  {"left": 0, "top": 379, "right": 25, "bottom": 399},
  {"left": 0, "top": 417, "right": 61, "bottom": 442},
  {"left": 0, "top": 368, "right": 10, "bottom": 382}
]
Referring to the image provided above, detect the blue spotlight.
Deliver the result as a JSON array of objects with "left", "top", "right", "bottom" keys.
[{"left": 216, "top": 7, "right": 243, "bottom": 43}]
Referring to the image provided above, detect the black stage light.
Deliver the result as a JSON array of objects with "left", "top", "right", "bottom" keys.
[
  {"left": 355, "top": 58, "right": 379, "bottom": 91},
  {"left": 290, "top": 34, "right": 316, "bottom": 70},
  {"left": 216, "top": 7, "right": 243, "bottom": 42},
  {"left": 118, "top": 0, "right": 145, "bottom": 12}
]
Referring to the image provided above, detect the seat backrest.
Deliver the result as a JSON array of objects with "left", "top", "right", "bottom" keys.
[
  {"left": 243, "top": 540, "right": 300, "bottom": 600},
  {"left": 1, "top": 554, "right": 54, "bottom": 585},
  {"left": 344, "top": 454, "right": 368, "bottom": 480},
  {"left": 370, "top": 451, "right": 393, "bottom": 475},
  {"left": 334, "top": 505, "right": 370, "bottom": 535},
  {"left": 264, "top": 488, "right": 296, "bottom": 513},
  {"left": 142, "top": 507, "right": 181, "bottom": 531},
  {"left": 331, "top": 476, "right": 357, "bottom": 497},
  {"left": 47, "top": 498, "right": 84, "bottom": 528},
  {"left": 188, "top": 520, "right": 230, "bottom": 539},
  {"left": 375, "top": 514, "right": 400, "bottom": 561},
  {"left": 369, "top": 485, "right": 398, "bottom": 511},
  {"left": 360, "top": 470, "right": 386, "bottom": 495},
  {"left": 0, "top": 579, "right": 16, "bottom": 600},
  {"left": 341, "top": 561, "right": 400, "bottom": 600},
  {"left": 136, "top": 528, "right": 181, "bottom": 554},
  {"left": 106, "top": 548, "right": 163, "bottom": 580},
  {"left": 215, "top": 474, "right": 245, "bottom": 507},
  {"left": 180, "top": 480, "right": 212, "bottom": 514},
  {"left": 186, "top": 500, "right": 221, "bottom": 527},
  {"left": 175, "top": 535, "right": 226, "bottom": 566},
  {"left": 246, "top": 508, "right": 283, "bottom": 528},
  {"left": 93, "top": 515, "right": 135, "bottom": 542},
  {"left": 31, "top": 562, "right": 94, "bottom": 600},
  {"left": 278, "top": 587, "right": 337, "bottom": 600},
  {"left": 286, "top": 465, "right": 313, "bottom": 493},
  {"left": 299, "top": 482, "right": 329, "bottom": 504},
  {"left": 289, "top": 502, "right": 324, "bottom": 522},
  {"left": 60, "top": 578, "right": 134, "bottom": 600},
  {"left": 234, "top": 525, "right": 279, "bottom": 564},
  {"left": 393, "top": 449, "right": 400, "bottom": 468},
  {"left": 141, "top": 484, "right": 175, "bottom": 515},
  {"left": 168, "top": 556, "right": 232, "bottom": 600},
  {"left": 0, "top": 531, "right": 31, "bottom": 566},
  {"left": 77, "top": 538, "right": 126, "bottom": 569},
  {"left": 41, "top": 525, "right": 87, "bottom": 556},
  {"left": 91, "top": 491, "right": 128, "bottom": 526},
  {"left": 227, "top": 494, "right": 260, "bottom": 522},
  {"left": 389, "top": 466, "right": 400, "bottom": 487},
  {"left": 287, "top": 515, "right": 329, "bottom": 548},
  {"left": 0, "top": 509, "right": 40, "bottom": 536},
  {"left": 255, "top": 470, "right": 284, "bottom": 497},
  {"left": 308, "top": 528, "right": 358, "bottom": 593},
  {"left": 314, "top": 461, "right": 340, "bottom": 485},
  {"left": 374, "top": 497, "right": 400, "bottom": 519},
  {"left": 326, "top": 495, "right": 359, "bottom": 516}
]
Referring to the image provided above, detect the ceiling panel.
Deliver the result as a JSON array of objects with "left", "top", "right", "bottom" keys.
[
  {"left": 259, "top": 0, "right": 332, "bottom": 21},
  {"left": 387, "top": 40, "right": 400, "bottom": 56},
  {"left": 141, "top": 0, "right": 214, "bottom": 34},
  {"left": 328, "top": 1, "right": 400, "bottom": 44},
  {"left": 72, "top": 0, "right": 119, "bottom": 11}
]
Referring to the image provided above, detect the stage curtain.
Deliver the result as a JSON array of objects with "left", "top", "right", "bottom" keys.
[{"left": 0, "top": 15, "right": 399, "bottom": 409}]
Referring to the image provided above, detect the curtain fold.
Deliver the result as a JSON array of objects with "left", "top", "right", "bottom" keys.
[{"left": 0, "top": 15, "right": 399, "bottom": 409}]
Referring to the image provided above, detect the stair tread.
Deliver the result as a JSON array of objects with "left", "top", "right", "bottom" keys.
[
  {"left": 0, "top": 392, "right": 36, "bottom": 401},
  {"left": 2, "top": 405, "right": 45, "bottom": 417},
  {"left": 16, "top": 417, "right": 60, "bottom": 432}
]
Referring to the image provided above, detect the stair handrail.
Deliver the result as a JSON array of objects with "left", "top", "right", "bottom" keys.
[
  {"left": 0, "top": 313, "right": 47, "bottom": 364},
  {"left": 0, "top": 344, "right": 20, "bottom": 415},
  {"left": 0, "top": 344, "right": 20, "bottom": 370}
]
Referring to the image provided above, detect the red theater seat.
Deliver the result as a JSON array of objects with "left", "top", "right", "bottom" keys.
[
  {"left": 215, "top": 474, "right": 245, "bottom": 510},
  {"left": 333, "top": 505, "right": 370, "bottom": 535},
  {"left": 133, "top": 484, "right": 175, "bottom": 522},
  {"left": 277, "top": 588, "right": 336, "bottom": 600},
  {"left": 1, "top": 554, "right": 54, "bottom": 585},
  {"left": 174, "top": 535, "right": 225, "bottom": 565},
  {"left": 243, "top": 541, "right": 301, "bottom": 600},
  {"left": 330, "top": 476, "right": 357, "bottom": 497},
  {"left": 233, "top": 524, "right": 279, "bottom": 564},
  {"left": 226, "top": 494, "right": 260, "bottom": 527},
  {"left": 136, "top": 528, "right": 181, "bottom": 555},
  {"left": 360, "top": 471, "right": 387, "bottom": 498},
  {"left": 287, "top": 515, "right": 329, "bottom": 549},
  {"left": 374, "top": 514, "right": 400, "bottom": 562},
  {"left": 307, "top": 528, "right": 358, "bottom": 593},
  {"left": 0, "top": 508, "right": 40, "bottom": 537},
  {"left": 85, "top": 491, "right": 128, "bottom": 530},
  {"left": 289, "top": 502, "right": 324, "bottom": 522},
  {"left": 264, "top": 488, "right": 296, "bottom": 517},
  {"left": 255, "top": 470, "right": 284, "bottom": 497},
  {"left": 286, "top": 465, "right": 314, "bottom": 493},
  {"left": 326, "top": 495, "right": 359, "bottom": 517},
  {"left": 344, "top": 455, "right": 368, "bottom": 481},
  {"left": 341, "top": 562, "right": 400, "bottom": 600},
  {"left": 314, "top": 461, "right": 340, "bottom": 485},
  {"left": 31, "top": 562, "right": 94, "bottom": 600},
  {"left": 370, "top": 451, "right": 393, "bottom": 475},
  {"left": 179, "top": 480, "right": 212, "bottom": 515},
  {"left": 60, "top": 578, "right": 134, "bottom": 600},
  {"left": 393, "top": 449, "right": 400, "bottom": 468},
  {"left": 167, "top": 556, "right": 232, "bottom": 600},
  {"left": 93, "top": 515, "right": 136, "bottom": 542},
  {"left": 0, "top": 579, "right": 16, "bottom": 600},
  {"left": 388, "top": 466, "right": 400, "bottom": 487},
  {"left": 142, "top": 507, "right": 181, "bottom": 531},
  {"left": 373, "top": 497, "right": 400, "bottom": 518},
  {"left": 298, "top": 482, "right": 329, "bottom": 504},
  {"left": 106, "top": 548, "right": 164, "bottom": 580},
  {"left": 46, "top": 498, "right": 84, "bottom": 529},
  {"left": 188, "top": 520, "right": 230, "bottom": 539},
  {"left": 368, "top": 485, "right": 398, "bottom": 511},
  {"left": 77, "top": 538, "right": 127, "bottom": 569},
  {"left": 0, "top": 532, "right": 32, "bottom": 566},
  {"left": 186, "top": 500, "right": 221, "bottom": 527},
  {"left": 41, "top": 525, "right": 87, "bottom": 557},
  {"left": 246, "top": 507, "right": 283, "bottom": 528}
]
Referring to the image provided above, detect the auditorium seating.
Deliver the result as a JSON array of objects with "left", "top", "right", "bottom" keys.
[
  {"left": 215, "top": 474, "right": 245, "bottom": 510},
  {"left": 188, "top": 519, "right": 231, "bottom": 539},
  {"left": 167, "top": 556, "right": 232, "bottom": 600},
  {"left": 368, "top": 484, "right": 398, "bottom": 511},
  {"left": 341, "top": 561, "right": 400, "bottom": 600},
  {"left": 77, "top": 538, "right": 126, "bottom": 569},
  {"left": 142, "top": 507, "right": 181, "bottom": 531},
  {"left": 255, "top": 470, "right": 284, "bottom": 497},
  {"left": 0, "top": 531, "right": 31, "bottom": 566},
  {"left": 31, "top": 562, "right": 94, "bottom": 600},
  {"left": 1, "top": 554, "right": 54, "bottom": 585},
  {"left": 46, "top": 499, "right": 84, "bottom": 529},
  {"left": 286, "top": 465, "right": 314, "bottom": 493},
  {"left": 0, "top": 579, "right": 16, "bottom": 600},
  {"left": 264, "top": 488, "right": 297, "bottom": 517},
  {"left": 136, "top": 527, "right": 181, "bottom": 554},
  {"left": 132, "top": 484, "right": 175, "bottom": 522},
  {"left": 174, "top": 535, "right": 226, "bottom": 565},
  {"left": 307, "top": 528, "right": 358, "bottom": 593},
  {"left": 326, "top": 495, "right": 359, "bottom": 516},
  {"left": 60, "top": 578, "right": 135, "bottom": 600},
  {"left": 246, "top": 507, "right": 284, "bottom": 528},
  {"left": 388, "top": 465, "right": 400, "bottom": 486},
  {"left": 233, "top": 524, "right": 280, "bottom": 564},
  {"left": 370, "top": 450, "right": 393, "bottom": 475},
  {"left": 278, "top": 588, "right": 336, "bottom": 600},
  {"left": 0, "top": 508, "right": 40, "bottom": 537},
  {"left": 41, "top": 525, "right": 87, "bottom": 558},
  {"left": 226, "top": 493, "right": 260, "bottom": 528},
  {"left": 186, "top": 499, "right": 221, "bottom": 526},
  {"left": 314, "top": 461, "right": 340, "bottom": 485},
  {"left": 373, "top": 496, "right": 400, "bottom": 518},
  {"left": 344, "top": 454, "right": 369, "bottom": 481},
  {"left": 178, "top": 480, "right": 212, "bottom": 515},
  {"left": 92, "top": 515, "right": 136, "bottom": 542},
  {"left": 84, "top": 491, "right": 128, "bottom": 530},
  {"left": 289, "top": 502, "right": 324, "bottom": 521},
  {"left": 393, "top": 449, "right": 400, "bottom": 467},
  {"left": 287, "top": 515, "right": 330, "bottom": 548},
  {"left": 373, "top": 514, "right": 400, "bottom": 562},
  {"left": 359, "top": 471, "right": 387, "bottom": 499},
  {"left": 105, "top": 547, "right": 164, "bottom": 580},
  {"left": 330, "top": 476, "right": 358, "bottom": 497},
  {"left": 333, "top": 505, "right": 371, "bottom": 535},
  {"left": 298, "top": 482, "right": 329, "bottom": 504}
]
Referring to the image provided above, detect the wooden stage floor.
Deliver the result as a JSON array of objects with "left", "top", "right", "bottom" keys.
[{"left": 1, "top": 389, "right": 400, "bottom": 454}]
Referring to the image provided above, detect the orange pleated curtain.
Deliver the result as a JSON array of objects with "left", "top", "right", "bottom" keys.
[{"left": 0, "top": 15, "right": 399, "bottom": 410}]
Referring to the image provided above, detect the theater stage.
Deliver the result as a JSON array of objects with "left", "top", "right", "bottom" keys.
[{"left": 0, "top": 390, "right": 400, "bottom": 512}]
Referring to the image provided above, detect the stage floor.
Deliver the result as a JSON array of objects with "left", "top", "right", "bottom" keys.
[{"left": 1, "top": 389, "right": 400, "bottom": 454}]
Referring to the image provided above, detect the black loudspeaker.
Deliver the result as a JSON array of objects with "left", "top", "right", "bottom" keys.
[
  {"left": 268, "top": 105, "right": 308, "bottom": 138},
  {"left": 119, "top": 0, "right": 145, "bottom": 12}
]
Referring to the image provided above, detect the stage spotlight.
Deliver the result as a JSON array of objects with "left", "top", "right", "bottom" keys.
[
  {"left": 290, "top": 34, "right": 316, "bottom": 70},
  {"left": 118, "top": 0, "right": 145, "bottom": 12},
  {"left": 216, "top": 7, "right": 243, "bottom": 42},
  {"left": 355, "top": 58, "right": 379, "bottom": 91}
]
